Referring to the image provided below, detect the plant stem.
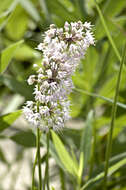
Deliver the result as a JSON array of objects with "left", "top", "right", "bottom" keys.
[
  {"left": 37, "top": 127, "right": 42, "bottom": 190},
  {"left": 103, "top": 46, "right": 126, "bottom": 189},
  {"left": 44, "top": 131, "right": 50, "bottom": 190},
  {"left": 32, "top": 148, "right": 38, "bottom": 190}
]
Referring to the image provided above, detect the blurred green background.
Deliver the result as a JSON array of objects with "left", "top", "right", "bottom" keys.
[{"left": 0, "top": 0, "right": 126, "bottom": 190}]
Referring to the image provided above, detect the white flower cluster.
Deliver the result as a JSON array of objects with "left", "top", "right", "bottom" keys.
[{"left": 23, "top": 21, "right": 95, "bottom": 131}]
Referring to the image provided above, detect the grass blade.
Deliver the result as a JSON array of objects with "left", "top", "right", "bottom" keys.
[{"left": 94, "top": 0, "right": 121, "bottom": 62}]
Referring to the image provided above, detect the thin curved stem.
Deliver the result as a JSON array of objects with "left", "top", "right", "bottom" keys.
[{"left": 103, "top": 45, "right": 126, "bottom": 189}]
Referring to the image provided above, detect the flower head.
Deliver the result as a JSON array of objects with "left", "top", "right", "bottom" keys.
[{"left": 23, "top": 21, "right": 95, "bottom": 131}]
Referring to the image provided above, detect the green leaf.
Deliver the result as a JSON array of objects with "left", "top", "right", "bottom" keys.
[
  {"left": 93, "top": 152, "right": 126, "bottom": 176},
  {"left": 81, "top": 157, "right": 126, "bottom": 190},
  {"left": 104, "top": 0, "right": 126, "bottom": 18},
  {"left": 80, "top": 110, "right": 94, "bottom": 174},
  {"left": 14, "top": 44, "right": 40, "bottom": 61},
  {"left": 5, "top": 5, "right": 28, "bottom": 40},
  {"left": 51, "top": 130, "right": 78, "bottom": 176},
  {"left": 0, "top": 40, "right": 24, "bottom": 73},
  {"left": 0, "top": 0, "right": 13, "bottom": 14},
  {"left": 0, "top": 0, "right": 17, "bottom": 31},
  {"left": 9, "top": 130, "right": 37, "bottom": 147},
  {"left": 63, "top": 128, "right": 82, "bottom": 148},
  {"left": 94, "top": 0, "right": 121, "bottom": 62},
  {"left": 77, "top": 0, "right": 87, "bottom": 17},
  {"left": 0, "top": 14, "right": 8, "bottom": 29},
  {"left": 78, "top": 152, "right": 84, "bottom": 184},
  {"left": 10, "top": 131, "right": 36, "bottom": 147},
  {"left": 19, "top": 0, "right": 40, "bottom": 22},
  {"left": 0, "top": 74, "right": 33, "bottom": 99},
  {"left": 75, "top": 88, "right": 126, "bottom": 110},
  {"left": 0, "top": 110, "right": 22, "bottom": 133},
  {"left": 110, "top": 152, "right": 126, "bottom": 166},
  {"left": 58, "top": 0, "right": 74, "bottom": 12},
  {"left": 46, "top": 0, "right": 77, "bottom": 24},
  {"left": 39, "top": 0, "right": 51, "bottom": 21},
  {"left": 95, "top": 0, "right": 126, "bottom": 41}
]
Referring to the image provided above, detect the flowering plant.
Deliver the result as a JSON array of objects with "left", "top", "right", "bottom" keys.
[
  {"left": 23, "top": 21, "right": 95, "bottom": 131},
  {"left": 1, "top": 0, "right": 126, "bottom": 189}
]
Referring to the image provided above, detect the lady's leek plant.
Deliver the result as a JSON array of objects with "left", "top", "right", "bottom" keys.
[{"left": 23, "top": 21, "right": 95, "bottom": 190}]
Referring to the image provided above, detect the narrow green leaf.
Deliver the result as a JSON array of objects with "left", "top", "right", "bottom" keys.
[
  {"left": 51, "top": 130, "right": 78, "bottom": 176},
  {"left": 19, "top": 0, "right": 40, "bottom": 22},
  {"left": 10, "top": 131, "right": 36, "bottom": 147},
  {"left": 70, "top": 148, "right": 79, "bottom": 171},
  {"left": 75, "top": 88, "right": 126, "bottom": 109},
  {"left": 95, "top": 0, "right": 126, "bottom": 40},
  {"left": 81, "top": 157, "right": 126, "bottom": 190},
  {"left": 0, "top": 74, "right": 33, "bottom": 99},
  {"left": 94, "top": 0, "right": 121, "bottom": 62},
  {"left": 46, "top": 0, "right": 77, "bottom": 23},
  {"left": 58, "top": 0, "right": 74, "bottom": 12},
  {"left": 78, "top": 152, "right": 84, "bottom": 184},
  {"left": 80, "top": 110, "right": 94, "bottom": 174},
  {"left": 0, "top": 40, "right": 24, "bottom": 73},
  {"left": 104, "top": 0, "right": 126, "bottom": 17},
  {"left": 93, "top": 152, "right": 126, "bottom": 175},
  {"left": 78, "top": 0, "right": 87, "bottom": 17},
  {"left": 110, "top": 152, "right": 126, "bottom": 166},
  {"left": 0, "top": 110, "right": 22, "bottom": 133},
  {"left": 39, "top": 0, "right": 51, "bottom": 21}
]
